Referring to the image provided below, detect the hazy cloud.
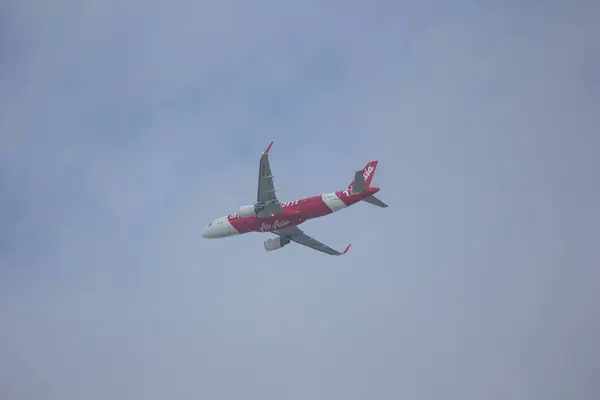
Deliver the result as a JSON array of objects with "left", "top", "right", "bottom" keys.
[{"left": 1, "top": 1, "right": 599, "bottom": 399}]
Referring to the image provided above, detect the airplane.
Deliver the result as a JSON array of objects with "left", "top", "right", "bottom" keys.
[{"left": 202, "top": 141, "right": 388, "bottom": 255}]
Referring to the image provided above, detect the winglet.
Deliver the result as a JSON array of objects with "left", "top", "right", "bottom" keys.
[
  {"left": 264, "top": 141, "right": 274, "bottom": 154},
  {"left": 342, "top": 244, "right": 351, "bottom": 255}
]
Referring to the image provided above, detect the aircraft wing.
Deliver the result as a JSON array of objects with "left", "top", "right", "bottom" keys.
[
  {"left": 273, "top": 226, "right": 351, "bottom": 256},
  {"left": 256, "top": 141, "right": 285, "bottom": 218}
]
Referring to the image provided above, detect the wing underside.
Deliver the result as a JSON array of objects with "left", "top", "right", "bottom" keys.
[
  {"left": 257, "top": 141, "right": 349, "bottom": 255},
  {"left": 273, "top": 226, "right": 351, "bottom": 256},
  {"left": 257, "top": 141, "right": 284, "bottom": 218}
]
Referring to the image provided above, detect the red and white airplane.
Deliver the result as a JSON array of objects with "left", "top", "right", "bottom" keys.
[{"left": 202, "top": 141, "right": 388, "bottom": 255}]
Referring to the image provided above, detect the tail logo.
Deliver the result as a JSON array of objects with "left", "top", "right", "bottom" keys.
[
  {"left": 363, "top": 165, "right": 374, "bottom": 180},
  {"left": 343, "top": 161, "right": 377, "bottom": 197}
]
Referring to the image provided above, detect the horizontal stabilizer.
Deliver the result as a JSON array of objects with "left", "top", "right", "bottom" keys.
[{"left": 362, "top": 195, "right": 388, "bottom": 208}]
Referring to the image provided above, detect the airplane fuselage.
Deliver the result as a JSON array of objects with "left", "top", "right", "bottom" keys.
[{"left": 202, "top": 186, "right": 379, "bottom": 239}]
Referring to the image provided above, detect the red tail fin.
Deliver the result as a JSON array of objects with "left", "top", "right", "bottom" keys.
[{"left": 347, "top": 160, "right": 378, "bottom": 191}]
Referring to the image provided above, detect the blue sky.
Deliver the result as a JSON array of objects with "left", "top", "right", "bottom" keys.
[{"left": 1, "top": 1, "right": 599, "bottom": 399}]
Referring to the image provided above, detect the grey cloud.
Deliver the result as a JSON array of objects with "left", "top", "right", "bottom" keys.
[{"left": 1, "top": 1, "right": 599, "bottom": 399}]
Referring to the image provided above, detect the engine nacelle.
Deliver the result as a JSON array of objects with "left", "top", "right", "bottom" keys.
[
  {"left": 264, "top": 237, "right": 291, "bottom": 251},
  {"left": 238, "top": 204, "right": 264, "bottom": 218}
]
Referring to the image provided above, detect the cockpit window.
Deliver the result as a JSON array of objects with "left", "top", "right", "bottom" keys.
[{"left": 208, "top": 222, "right": 213, "bottom": 227}]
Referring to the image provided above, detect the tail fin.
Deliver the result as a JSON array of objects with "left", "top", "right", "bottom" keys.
[
  {"left": 346, "top": 161, "right": 378, "bottom": 194},
  {"left": 345, "top": 161, "right": 388, "bottom": 208}
]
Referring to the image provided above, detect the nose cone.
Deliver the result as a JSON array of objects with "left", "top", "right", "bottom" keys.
[
  {"left": 202, "top": 224, "right": 213, "bottom": 238},
  {"left": 202, "top": 216, "right": 238, "bottom": 239}
]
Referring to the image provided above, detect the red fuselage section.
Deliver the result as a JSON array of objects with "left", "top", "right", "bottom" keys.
[{"left": 227, "top": 187, "right": 380, "bottom": 234}]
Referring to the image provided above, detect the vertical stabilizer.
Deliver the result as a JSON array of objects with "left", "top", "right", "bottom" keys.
[{"left": 346, "top": 161, "right": 378, "bottom": 194}]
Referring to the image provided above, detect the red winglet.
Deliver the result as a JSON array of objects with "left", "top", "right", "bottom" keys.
[
  {"left": 342, "top": 244, "right": 351, "bottom": 254},
  {"left": 264, "top": 141, "right": 274, "bottom": 153}
]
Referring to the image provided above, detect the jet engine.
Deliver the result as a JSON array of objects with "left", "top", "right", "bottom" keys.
[
  {"left": 238, "top": 204, "right": 264, "bottom": 218},
  {"left": 264, "top": 237, "right": 291, "bottom": 251}
]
